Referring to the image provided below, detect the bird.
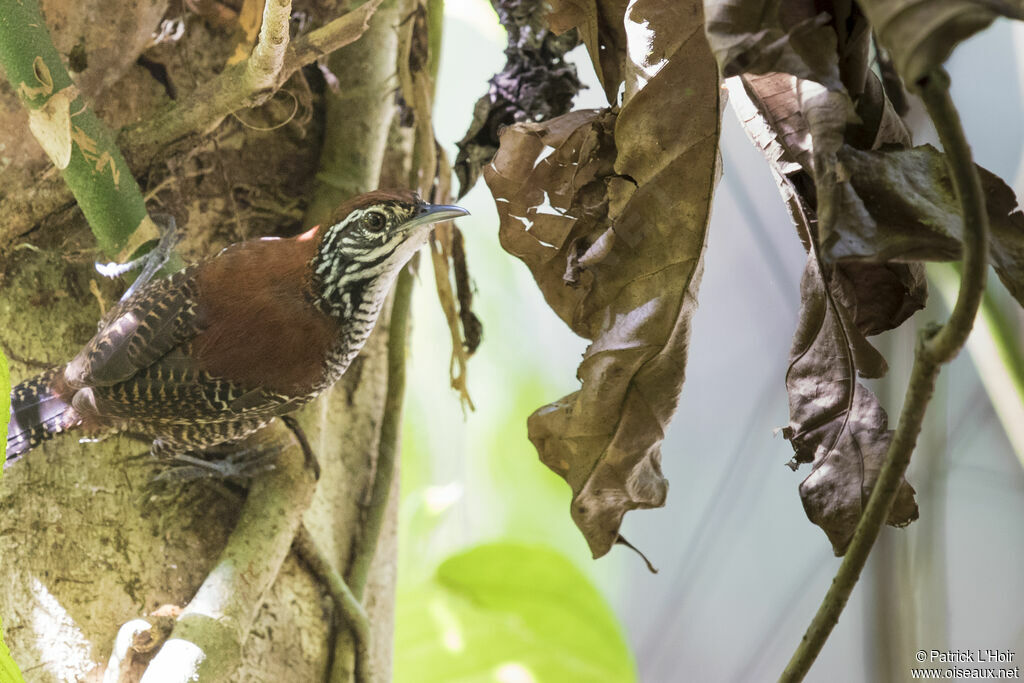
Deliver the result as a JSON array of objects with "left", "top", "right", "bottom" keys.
[{"left": 5, "top": 189, "right": 468, "bottom": 468}]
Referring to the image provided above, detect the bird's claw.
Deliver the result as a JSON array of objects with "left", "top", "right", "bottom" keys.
[{"left": 95, "top": 214, "right": 181, "bottom": 302}]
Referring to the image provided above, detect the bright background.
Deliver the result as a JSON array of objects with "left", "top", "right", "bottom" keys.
[{"left": 395, "top": 6, "right": 1024, "bottom": 682}]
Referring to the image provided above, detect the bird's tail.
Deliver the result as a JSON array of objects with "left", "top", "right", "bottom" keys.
[{"left": 6, "top": 367, "right": 78, "bottom": 467}]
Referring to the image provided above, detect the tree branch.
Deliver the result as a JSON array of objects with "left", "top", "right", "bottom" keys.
[
  {"left": 779, "top": 68, "right": 989, "bottom": 682},
  {"left": 0, "top": 0, "right": 384, "bottom": 247},
  {"left": 122, "top": 0, "right": 381, "bottom": 165},
  {"left": 248, "top": 0, "right": 293, "bottom": 86},
  {"left": 346, "top": 267, "right": 412, "bottom": 598},
  {"left": 139, "top": 435, "right": 317, "bottom": 680}
]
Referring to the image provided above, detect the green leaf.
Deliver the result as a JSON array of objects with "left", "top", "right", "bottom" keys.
[
  {"left": 395, "top": 542, "right": 635, "bottom": 682},
  {"left": 0, "top": 349, "right": 9, "bottom": 472},
  {"left": 0, "top": 616, "right": 26, "bottom": 683}
]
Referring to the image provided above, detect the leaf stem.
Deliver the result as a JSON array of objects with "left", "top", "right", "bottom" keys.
[{"left": 779, "top": 68, "right": 989, "bottom": 683}]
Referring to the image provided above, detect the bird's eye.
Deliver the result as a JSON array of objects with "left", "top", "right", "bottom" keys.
[{"left": 365, "top": 211, "right": 386, "bottom": 232}]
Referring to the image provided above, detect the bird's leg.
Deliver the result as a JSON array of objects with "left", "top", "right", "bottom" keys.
[
  {"left": 279, "top": 415, "right": 321, "bottom": 480},
  {"left": 148, "top": 436, "right": 281, "bottom": 486},
  {"left": 95, "top": 214, "right": 181, "bottom": 302}
]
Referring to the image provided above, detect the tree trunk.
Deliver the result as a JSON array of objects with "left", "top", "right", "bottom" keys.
[{"left": 0, "top": 0, "right": 411, "bottom": 679}]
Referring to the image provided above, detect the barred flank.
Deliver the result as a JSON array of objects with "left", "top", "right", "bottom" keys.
[{"left": 5, "top": 367, "right": 77, "bottom": 466}]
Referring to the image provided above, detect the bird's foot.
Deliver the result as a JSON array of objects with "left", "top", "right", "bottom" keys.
[
  {"left": 95, "top": 214, "right": 181, "bottom": 302},
  {"left": 149, "top": 443, "right": 279, "bottom": 486}
]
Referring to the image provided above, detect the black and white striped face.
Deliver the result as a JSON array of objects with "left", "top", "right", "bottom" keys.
[{"left": 310, "top": 195, "right": 468, "bottom": 321}]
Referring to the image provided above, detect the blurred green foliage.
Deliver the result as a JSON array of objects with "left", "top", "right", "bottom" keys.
[
  {"left": 394, "top": 542, "right": 635, "bottom": 682},
  {"left": 0, "top": 616, "right": 26, "bottom": 683}
]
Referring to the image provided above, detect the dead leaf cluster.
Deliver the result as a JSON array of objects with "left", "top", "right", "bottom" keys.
[{"left": 482, "top": 0, "right": 1024, "bottom": 558}]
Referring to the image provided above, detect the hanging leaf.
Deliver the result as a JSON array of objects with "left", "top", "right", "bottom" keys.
[
  {"left": 484, "top": 0, "right": 721, "bottom": 558},
  {"left": 704, "top": 0, "right": 844, "bottom": 90},
  {"left": 858, "top": 0, "right": 1024, "bottom": 84},
  {"left": 826, "top": 144, "right": 1024, "bottom": 308},
  {"left": 726, "top": 68, "right": 926, "bottom": 551},
  {"left": 784, "top": 251, "right": 919, "bottom": 554}
]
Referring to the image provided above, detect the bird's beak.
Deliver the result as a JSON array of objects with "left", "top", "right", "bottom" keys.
[{"left": 401, "top": 203, "right": 470, "bottom": 232}]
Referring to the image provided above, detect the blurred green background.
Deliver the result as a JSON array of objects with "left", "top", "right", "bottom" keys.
[{"left": 394, "top": 4, "right": 1024, "bottom": 681}]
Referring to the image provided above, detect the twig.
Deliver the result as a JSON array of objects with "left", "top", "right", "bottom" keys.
[
  {"left": 779, "top": 68, "right": 989, "bottom": 682},
  {"left": 0, "top": 0, "right": 155, "bottom": 257},
  {"left": 248, "top": 0, "right": 292, "bottom": 85}
]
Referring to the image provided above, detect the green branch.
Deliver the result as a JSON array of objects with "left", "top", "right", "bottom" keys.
[
  {"left": 0, "top": 0, "right": 152, "bottom": 256},
  {"left": 293, "top": 524, "right": 372, "bottom": 683},
  {"left": 346, "top": 267, "right": 412, "bottom": 597},
  {"left": 779, "top": 68, "right": 989, "bottom": 682}
]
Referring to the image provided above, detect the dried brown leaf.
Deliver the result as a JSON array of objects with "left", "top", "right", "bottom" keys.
[
  {"left": 859, "top": 0, "right": 1024, "bottom": 85},
  {"left": 784, "top": 251, "right": 919, "bottom": 555},
  {"left": 826, "top": 144, "right": 1024, "bottom": 308},
  {"left": 546, "top": 0, "right": 628, "bottom": 102},
  {"left": 484, "top": 0, "right": 721, "bottom": 557},
  {"left": 728, "top": 67, "right": 925, "bottom": 551},
  {"left": 395, "top": 1, "right": 478, "bottom": 408},
  {"left": 704, "top": 0, "right": 843, "bottom": 90},
  {"left": 729, "top": 73, "right": 926, "bottom": 334}
]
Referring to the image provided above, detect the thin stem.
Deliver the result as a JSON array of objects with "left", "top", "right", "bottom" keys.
[
  {"left": 929, "top": 263, "right": 1024, "bottom": 465},
  {"left": 293, "top": 524, "right": 372, "bottom": 683},
  {"left": 345, "top": 267, "right": 413, "bottom": 597},
  {"left": 779, "top": 68, "right": 989, "bottom": 683}
]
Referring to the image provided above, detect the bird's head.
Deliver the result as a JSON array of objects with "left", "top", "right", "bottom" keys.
[{"left": 309, "top": 189, "right": 468, "bottom": 318}]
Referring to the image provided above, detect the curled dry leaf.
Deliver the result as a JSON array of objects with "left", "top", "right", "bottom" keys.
[
  {"left": 784, "top": 250, "right": 919, "bottom": 555},
  {"left": 859, "top": 0, "right": 1024, "bottom": 85},
  {"left": 826, "top": 144, "right": 1024, "bottom": 308},
  {"left": 729, "top": 73, "right": 926, "bottom": 334},
  {"left": 704, "top": 0, "right": 843, "bottom": 90},
  {"left": 453, "top": 0, "right": 581, "bottom": 197},
  {"left": 484, "top": 0, "right": 721, "bottom": 558},
  {"left": 393, "top": 0, "right": 479, "bottom": 408}
]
